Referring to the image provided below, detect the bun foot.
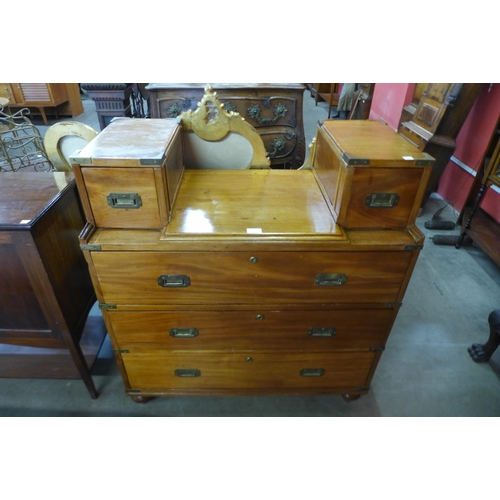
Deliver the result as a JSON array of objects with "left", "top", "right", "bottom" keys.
[
  {"left": 129, "top": 395, "right": 153, "bottom": 404},
  {"left": 342, "top": 394, "right": 361, "bottom": 402}
]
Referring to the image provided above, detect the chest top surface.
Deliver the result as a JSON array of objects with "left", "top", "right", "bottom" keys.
[
  {"left": 0, "top": 172, "right": 74, "bottom": 229},
  {"left": 73, "top": 118, "right": 180, "bottom": 166},
  {"left": 163, "top": 169, "right": 342, "bottom": 237},
  {"left": 322, "top": 120, "right": 432, "bottom": 167}
]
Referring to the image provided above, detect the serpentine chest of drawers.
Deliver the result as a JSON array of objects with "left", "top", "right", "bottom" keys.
[
  {"left": 72, "top": 118, "right": 433, "bottom": 403},
  {"left": 146, "top": 83, "right": 306, "bottom": 169}
]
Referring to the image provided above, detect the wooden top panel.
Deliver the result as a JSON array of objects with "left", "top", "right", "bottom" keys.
[
  {"left": 73, "top": 119, "right": 180, "bottom": 166},
  {"left": 164, "top": 170, "right": 342, "bottom": 237},
  {"left": 0, "top": 172, "right": 74, "bottom": 228},
  {"left": 321, "top": 120, "right": 432, "bottom": 166}
]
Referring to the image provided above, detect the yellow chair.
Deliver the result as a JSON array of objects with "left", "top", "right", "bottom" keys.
[{"left": 44, "top": 121, "right": 98, "bottom": 172}]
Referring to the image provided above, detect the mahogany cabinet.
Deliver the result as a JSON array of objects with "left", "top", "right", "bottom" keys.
[
  {"left": 147, "top": 83, "right": 306, "bottom": 169},
  {"left": 0, "top": 172, "right": 106, "bottom": 398}
]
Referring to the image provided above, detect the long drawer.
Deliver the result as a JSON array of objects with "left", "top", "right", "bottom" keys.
[
  {"left": 121, "top": 350, "right": 377, "bottom": 390},
  {"left": 92, "top": 251, "right": 412, "bottom": 305},
  {"left": 107, "top": 308, "right": 396, "bottom": 351}
]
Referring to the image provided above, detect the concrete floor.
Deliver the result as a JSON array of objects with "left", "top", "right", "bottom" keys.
[{"left": 1, "top": 88, "right": 499, "bottom": 416}]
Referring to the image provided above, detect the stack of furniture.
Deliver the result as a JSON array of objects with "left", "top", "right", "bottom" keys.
[{"left": 70, "top": 87, "right": 433, "bottom": 403}]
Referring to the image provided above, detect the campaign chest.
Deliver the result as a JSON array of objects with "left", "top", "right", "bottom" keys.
[
  {"left": 70, "top": 118, "right": 183, "bottom": 229},
  {"left": 313, "top": 120, "right": 433, "bottom": 229},
  {"left": 78, "top": 159, "right": 426, "bottom": 403}
]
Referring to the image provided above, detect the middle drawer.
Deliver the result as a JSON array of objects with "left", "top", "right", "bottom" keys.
[
  {"left": 107, "top": 308, "right": 396, "bottom": 351},
  {"left": 92, "top": 250, "right": 412, "bottom": 305}
]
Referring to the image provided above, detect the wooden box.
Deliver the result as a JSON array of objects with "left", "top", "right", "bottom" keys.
[
  {"left": 71, "top": 118, "right": 183, "bottom": 229},
  {"left": 313, "top": 120, "right": 434, "bottom": 229}
]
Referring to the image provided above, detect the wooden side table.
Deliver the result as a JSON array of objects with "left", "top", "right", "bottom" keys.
[{"left": 0, "top": 172, "right": 106, "bottom": 398}]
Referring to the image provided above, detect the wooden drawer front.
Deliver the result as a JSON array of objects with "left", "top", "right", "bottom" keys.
[
  {"left": 108, "top": 308, "right": 395, "bottom": 351},
  {"left": 81, "top": 167, "right": 168, "bottom": 228},
  {"left": 337, "top": 167, "right": 426, "bottom": 229},
  {"left": 122, "top": 350, "right": 376, "bottom": 390},
  {"left": 0, "top": 83, "right": 16, "bottom": 104},
  {"left": 220, "top": 97, "right": 298, "bottom": 130},
  {"left": 92, "top": 251, "right": 412, "bottom": 305},
  {"left": 260, "top": 131, "right": 297, "bottom": 163}
]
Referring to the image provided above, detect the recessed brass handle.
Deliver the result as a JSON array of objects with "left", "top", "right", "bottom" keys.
[
  {"left": 158, "top": 274, "right": 191, "bottom": 287},
  {"left": 175, "top": 369, "right": 201, "bottom": 377},
  {"left": 365, "top": 193, "right": 399, "bottom": 208},
  {"left": 315, "top": 273, "right": 347, "bottom": 286},
  {"left": 169, "top": 328, "right": 199, "bottom": 338},
  {"left": 106, "top": 192, "right": 143, "bottom": 209},
  {"left": 300, "top": 368, "right": 325, "bottom": 377},
  {"left": 308, "top": 327, "right": 336, "bottom": 337}
]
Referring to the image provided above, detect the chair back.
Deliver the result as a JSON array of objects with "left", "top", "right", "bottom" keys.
[
  {"left": 44, "top": 121, "right": 98, "bottom": 171},
  {"left": 178, "top": 86, "right": 271, "bottom": 170}
]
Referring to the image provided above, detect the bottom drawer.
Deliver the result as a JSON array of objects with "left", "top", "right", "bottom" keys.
[{"left": 121, "top": 350, "right": 377, "bottom": 390}]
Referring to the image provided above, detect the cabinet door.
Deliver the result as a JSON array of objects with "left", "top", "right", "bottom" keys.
[
  {"left": 11, "top": 83, "right": 68, "bottom": 105},
  {"left": 0, "top": 233, "right": 49, "bottom": 334}
]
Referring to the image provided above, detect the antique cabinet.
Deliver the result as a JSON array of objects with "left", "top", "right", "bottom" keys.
[
  {"left": 0, "top": 172, "right": 105, "bottom": 398},
  {"left": 72, "top": 115, "right": 431, "bottom": 403},
  {"left": 147, "top": 83, "right": 306, "bottom": 169}
]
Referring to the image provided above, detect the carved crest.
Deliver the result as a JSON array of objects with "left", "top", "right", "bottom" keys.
[{"left": 178, "top": 85, "right": 271, "bottom": 169}]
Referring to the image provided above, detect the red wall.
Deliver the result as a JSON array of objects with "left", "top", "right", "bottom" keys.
[
  {"left": 437, "top": 83, "right": 500, "bottom": 222},
  {"left": 369, "top": 83, "right": 414, "bottom": 130}
]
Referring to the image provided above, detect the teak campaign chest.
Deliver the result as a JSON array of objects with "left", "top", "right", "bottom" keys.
[{"left": 75, "top": 118, "right": 431, "bottom": 403}]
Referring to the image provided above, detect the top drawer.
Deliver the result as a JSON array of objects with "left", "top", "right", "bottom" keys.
[
  {"left": 90, "top": 250, "right": 413, "bottom": 306},
  {"left": 71, "top": 119, "right": 183, "bottom": 229},
  {"left": 313, "top": 121, "right": 433, "bottom": 229}
]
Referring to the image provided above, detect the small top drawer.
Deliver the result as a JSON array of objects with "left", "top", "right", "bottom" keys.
[
  {"left": 71, "top": 119, "right": 183, "bottom": 229},
  {"left": 313, "top": 121, "right": 434, "bottom": 229}
]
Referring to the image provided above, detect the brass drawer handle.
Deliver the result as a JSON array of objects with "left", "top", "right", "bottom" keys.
[
  {"left": 169, "top": 327, "right": 199, "bottom": 338},
  {"left": 308, "top": 327, "right": 336, "bottom": 337},
  {"left": 158, "top": 274, "right": 191, "bottom": 287},
  {"left": 300, "top": 368, "right": 325, "bottom": 377},
  {"left": 175, "top": 369, "right": 201, "bottom": 377},
  {"left": 315, "top": 273, "right": 347, "bottom": 286},
  {"left": 365, "top": 193, "right": 399, "bottom": 208},
  {"left": 106, "top": 192, "right": 143, "bottom": 209}
]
